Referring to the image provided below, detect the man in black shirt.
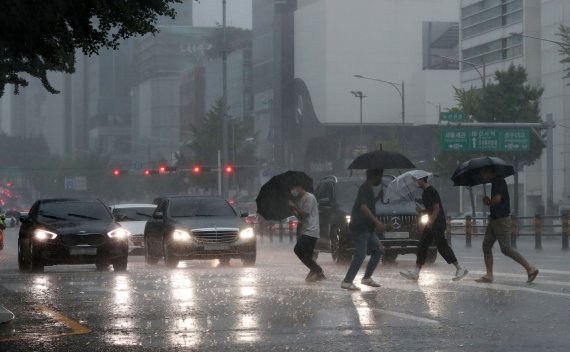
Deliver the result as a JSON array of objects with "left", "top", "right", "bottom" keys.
[
  {"left": 400, "top": 176, "right": 468, "bottom": 281},
  {"left": 476, "top": 167, "right": 539, "bottom": 284},
  {"left": 341, "top": 169, "right": 385, "bottom": 291}
]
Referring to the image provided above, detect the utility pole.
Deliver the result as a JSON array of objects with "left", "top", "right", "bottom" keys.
[
  {"left": 221, "top": 0, "right": 229, "bottom": 198},
  {"left": 547, "top": 113, "right": 554, "bottom": 215},
  {"left": 350, "top": 90, "right": 366, "bottom": 151}
]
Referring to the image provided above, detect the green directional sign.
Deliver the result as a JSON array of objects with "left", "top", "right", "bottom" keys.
[
  {"left": 440, "top": 128, "right": 530, "bottom": 152},
  {"left": 440, "top": 111, "right": 466, "bottom": 122}
]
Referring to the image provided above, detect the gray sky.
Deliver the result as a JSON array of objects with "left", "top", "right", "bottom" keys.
[{"left": 193, "top": 0, "right": 252, "bottom": 29}]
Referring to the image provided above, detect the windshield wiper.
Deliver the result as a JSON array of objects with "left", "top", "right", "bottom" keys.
[
  {"left": 40, "top": 214, "right": 66, "bottom": 221},
  {"left": 67, "top": 213, "right": 101, "bottom": 220},
  {"left": 135, "top": 212, "right": 152, "bottom": 218},
  {"left": 193, "top": 214, "right": 215, "bottom": 217}
]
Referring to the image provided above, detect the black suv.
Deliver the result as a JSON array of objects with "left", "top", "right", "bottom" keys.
[{"left": 315, "top": 176, "right": 437, "bottom": 264}]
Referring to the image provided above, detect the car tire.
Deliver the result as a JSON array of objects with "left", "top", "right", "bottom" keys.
[
  {"left": 29, "top": 241, "right": 44, "bottom": 272},
  {"left": 241, "top": 253, "right": 256, "bottom": 267},
  {"left": 330, "top": 224, "right": 352, "bottom": 265},
  {"left": 113, "top": 256, "right": 128, "bottom": 272},
  {"left": 144, "top": 237, "right": 159, "bottom": 265},
  {"left": 425, "top": 248, "right": 438, "bottom": 265},
  {"left": 163, "top": 242, "right": 179, "bottom": 268},
  {"left": 18, "top": 238, "right": 30, "bottom": 272},
  {"left": 96, "top": 260, "right": 110, "bottom": 271}
]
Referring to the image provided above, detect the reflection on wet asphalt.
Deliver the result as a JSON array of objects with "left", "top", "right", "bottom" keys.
[{"left": 1, "top": 228, "right": 570, "bottom": 351}]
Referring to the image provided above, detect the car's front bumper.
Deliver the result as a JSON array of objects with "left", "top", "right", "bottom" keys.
[
  {"left": 167, "top": 238, "right": 256, "bottom": 259},
  {"left": 33, "top": 239, "right": 128, "bottom": 265}
]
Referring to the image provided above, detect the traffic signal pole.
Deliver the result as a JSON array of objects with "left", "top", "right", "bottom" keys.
[{"left": 218, "top": 149, "right": 222, "bottom": 196}]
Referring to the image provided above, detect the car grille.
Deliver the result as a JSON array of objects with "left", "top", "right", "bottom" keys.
[
  {"left": 62, "top": 234, "right": 107, "bottom": 246},
  {"left": 377, "top": 215, "right": 417, "bottom": 231},
  {"left": 192, "top": 229, "right": 238, "bottom": 243}
]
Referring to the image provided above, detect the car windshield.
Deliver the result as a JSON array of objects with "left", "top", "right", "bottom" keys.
[
  {"left": 38, "top": 201, "right": 112, "bottom": 222},
  {"left": 112, "top": 207, "right": 156, "bottom": 221},
  {"left": 169, "top": 198, "right": 236, "bottom": 218}
]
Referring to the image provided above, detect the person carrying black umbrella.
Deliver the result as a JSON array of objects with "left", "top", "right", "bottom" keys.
[
  {"left": 400, "top": 175, "right": 468, "bottom": 282},
  {"left": 476, "top": 167, "right": 539, "bottom": 284},
  {"left": 341, "top": 169, "right": 385, "bottom": 291},
  {"left": 288, "top": 180, "right": 325, "bottom": 282}
]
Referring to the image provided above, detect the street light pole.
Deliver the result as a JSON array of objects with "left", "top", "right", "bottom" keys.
[
  {"left": 221, "top": 0, "right": 229, "bottom": 198},
  {"left": 353, "top": 74, "right": 405, "bottom": 125},
  {"left": 431, "top": 54, "right": 486, "bottom": 88},
  {"left": 350, "top": 90, "right": 366, "bottom": 149}
]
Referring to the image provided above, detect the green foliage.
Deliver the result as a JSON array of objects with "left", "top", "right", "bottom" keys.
[
  {"left": 436, "top": 65, "right": 545, "bottom": 174},
  {"left": 556, "top": 24, "right": 570, "bottom": 82},
  {"left": 0, "top": 0, "right": 186, "bottom": 96},
  {"left": 186, "top": 98, "right": 257, "bottom": 189}
]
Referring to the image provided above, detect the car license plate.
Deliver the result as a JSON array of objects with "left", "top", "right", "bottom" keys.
[
  {"left": 70, "top": 248, "right": 97, "bottom": 255},
  {"left": 384, "top": 232, "right": 409, "bottom": 239},
  {"left": 204, "top": 243, "right": 230, "bottom": 251}
]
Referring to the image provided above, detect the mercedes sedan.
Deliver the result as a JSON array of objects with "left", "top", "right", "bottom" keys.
[
  {"left": 144, "top": 196, "right": 256, "bottom": 268},
  {"left": 18, "top": 198, "right": 130, "bottom": 272}
]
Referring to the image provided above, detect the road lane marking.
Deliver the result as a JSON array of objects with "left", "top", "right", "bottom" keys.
[{"left": 0, "top": 305, "right": 91, "bottom": 342}]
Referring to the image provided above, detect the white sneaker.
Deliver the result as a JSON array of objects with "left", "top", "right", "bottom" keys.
[
  {"left": 361, "top": 278, "right": 381, "bottom": 287},
  {"left": 452, "top": 268, "right": 469, "bottom": 281},
  {"left": 341, "top": 281, "right": 361, "bottom": 291},
  {"left": 400, "top": 271, "right": 419, "bottom": 281}
]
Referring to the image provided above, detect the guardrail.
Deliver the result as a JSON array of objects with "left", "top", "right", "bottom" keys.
[{"left": 446, "top": 211, "right": 570, "bottom": 250}]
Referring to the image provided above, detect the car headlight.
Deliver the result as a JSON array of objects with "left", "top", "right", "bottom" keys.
[
  {"left": 345, "top": 215, "right": 351, "bottom": 224},
  {"left": 173, "top": 229, "right": 191, "bottom": 241},
  {"left": 420, "top": 214, "right": 429, "bottom": 225},
  {"left": 34, "top": 229, "right": 58, "bottom": 240},
  {"left": 239, "top": 227, "right": 255, "bottom": 240},
  {"left": 108, "top": 228, "right": 129, "bottom": 239}
]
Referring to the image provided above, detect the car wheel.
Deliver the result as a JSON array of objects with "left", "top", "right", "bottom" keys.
[
  {"left": 29, "top": 241, "right": 44, "bottom": 272},
  {"left": 113, "top": 256, "right": 128, "bottom": 272},
  {"left": 18, "top": 239, "right": 30, "bottom": 272},
  {"left": 163, "top": 242, "right": 179, "bottom": 268},
  {"left": 96, "top": 260, "right": 110, "bottom": 271},
  {"left": 425, "top": 248, "right": 438, "bottom": 265},
  {"left": 330, "top": 224, "right": 352, "bottom": 265},
  {"left": 144, "top": 237, "right": 159, "bottom": 265},
  {"left": 241, "top": 253, "right": 256, "bottom": 267}
]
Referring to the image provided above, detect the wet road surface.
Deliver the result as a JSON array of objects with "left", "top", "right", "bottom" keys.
[{"left": 1, "top": 228, "right": 569, "bottom": 351}]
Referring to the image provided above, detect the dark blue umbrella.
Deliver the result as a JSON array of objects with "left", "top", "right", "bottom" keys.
[
  {"left": 451, "top": 156, "right": 515, "bottom": 187},
  {"left": 256, "top": 171, "right": 313, "bottom": 221}
]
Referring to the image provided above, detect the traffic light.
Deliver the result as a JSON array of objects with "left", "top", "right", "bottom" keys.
[
  {"left": 159, "top": 166, "right": 177, "bottom": 173},
  {"left": 225, "top": 165, "right": 234, "bottom": 174},
  {"left": 159, "top": 166, "right": 167, "bottom": 173},
  {"left": 113, "top": 169, "right": 129, "bottom": 176},
  {"left": 192, "top": 165, "right": 201, "bottom": 174},
  {"left": 144, "top": 169, "right": 159, "bottom": 176}
]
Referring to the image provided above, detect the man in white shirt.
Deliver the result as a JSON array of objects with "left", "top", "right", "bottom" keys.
[{"left": 288, "top": 181, "right": 325, "bottom": 282}]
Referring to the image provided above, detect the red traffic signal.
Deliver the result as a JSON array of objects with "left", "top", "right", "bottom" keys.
[
  {"left": 192, "top": 165, "right": 201, "bottom": 174},
  {"left": 225, "top": 165, "right": 234, "bottom": 174},
  {"left": 144, "top": 169, "right": 159, "bottom": 176},
  {"left": 113, "top": 169, "right": 128, "bottom": 176},
  {"left": 159, "top": 166, "right": 166, "bottom": 173}
]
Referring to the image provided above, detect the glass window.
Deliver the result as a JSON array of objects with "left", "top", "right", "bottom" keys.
[
  {"left": 38, "top": 201, "right": 113, "bottom": 222},
  {"left": 112, "top": 207, "right": 156, "bottom": 221},
  {"left": 505, "top": 10, "right": 522, "bottom": 25}
]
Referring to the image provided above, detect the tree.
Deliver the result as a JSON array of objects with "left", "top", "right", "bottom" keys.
[
  {"left": 556, "top": 24, "right": 570, "bottom": 82},
  {"left": 436, "top": 65, "right": 545, "bottom": 174},
  {"left": 0, "top": 0, "right": 190, "bottom": 97},
  {"left": 186, "top": 98, "right": 256, "bottom": 189}
]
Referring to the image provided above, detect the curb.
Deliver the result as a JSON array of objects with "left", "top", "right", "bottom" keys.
[{"left": 0, "top": 305, "right": 15, "bottom": 324}]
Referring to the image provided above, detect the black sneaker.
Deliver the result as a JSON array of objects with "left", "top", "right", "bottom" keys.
[{"left": 305, "top": 271, "right": 318, "bottom": 282}]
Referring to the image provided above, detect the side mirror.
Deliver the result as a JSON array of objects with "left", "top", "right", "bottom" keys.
[
  {"left": 153, "top": 211, "right": 164, "bottom": 219},
  {"left": 20, "top": 216, "right": 30, "bottom": 224},
  {"left": 240, "top": 212, "right": 249, "bottom": 218},
  {"left": 318, "top": 198, "right": 332, "bottom": 207}
]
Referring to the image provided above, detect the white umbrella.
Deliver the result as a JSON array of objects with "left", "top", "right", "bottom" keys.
[{"left": 385, "top": 170, "right": 432, "bottom": 203}]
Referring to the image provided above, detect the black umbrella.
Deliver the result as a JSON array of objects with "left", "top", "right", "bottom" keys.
[
  {"left": 451, "top": 156, "right": 515, "bottom": 187},
  {"left": 347, "top": 149, "right": 415, "bottom": 170},
  {"left": 256, "top": 171, "right": 313, "bottom": 221}
]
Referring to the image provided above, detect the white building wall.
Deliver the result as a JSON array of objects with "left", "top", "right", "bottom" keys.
[{"left": 295, "top": 0, "right": 460, "bottom": 126}]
